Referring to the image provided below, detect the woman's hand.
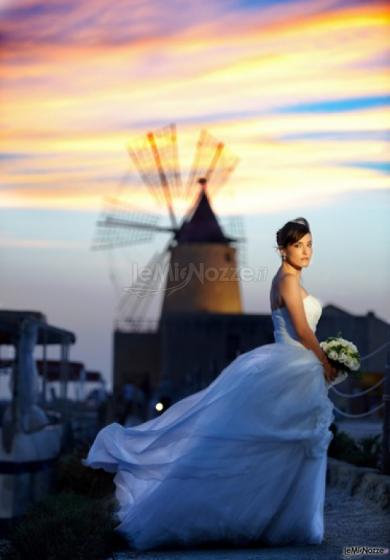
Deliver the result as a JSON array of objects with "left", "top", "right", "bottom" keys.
[{"left": 322, "top": 358, "right": 338, "bottom": 383}]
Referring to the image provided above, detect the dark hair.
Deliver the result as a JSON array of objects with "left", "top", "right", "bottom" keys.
[{"left": 276, "top": 217, "right": 311, "bottom": 249}]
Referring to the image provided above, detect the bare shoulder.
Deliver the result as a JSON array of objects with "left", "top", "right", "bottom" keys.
[
  {"left": 278, "top": 274, "right": 310, "bottom": 336},
  {"left": 278, "top": 273, "right": 299, "bottom": 289},
  {"left": 279, "top": 272, "right": 298, "bottom": 281},
  {"left": 278, "top": 273, "right": 302, "bottom": 305},
  {"left": 272, "top": 271, "right": 296, "bottom": 285},
  {"left": 271, "top": 272, "right": 300, "bottom": 310}
]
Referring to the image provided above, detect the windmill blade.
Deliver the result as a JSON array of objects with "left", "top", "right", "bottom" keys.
[
  {"left": 91, "top": 197, "right": 163, "bottom": 251},
  {"left": 98, "top": 217, "right": 175, "bottom": 235},
  {"left": 219, "top": 215, "right": 248, "bottom": 267},
  {"left": 236, "top": 237, "right": 248, "bottom": 269},
  {"left": 116, "top": 240, "right": 172, "bottom": 329},
  {"left": 147, "top": 131, "right": 177, "bottom": 229},
  {"left": 127, "top": 123, "right": 182, "bottom": 230},
  {"left": 153, "top": 123, "right": 182, "bottom": 201},
  {"left": 128, "top": 146, "right": 165, "bottom": 207},
  {"left": 207, "top": 153, "right": 239, "bottom": 199},
  {"left": 185, "top": 129, "right": 208, "bottom": 198},
  {"left": 124, "top": 252, "right": 170, "bottom": 325},
  {"left": 205, "top": 141, "right": 224, "bottom": 183},
  {"left": 185, "top": 129, "right": 239, "bottom": 199},
  {"left": 219, "top": 214, "right": 246, "bottom": 241}
]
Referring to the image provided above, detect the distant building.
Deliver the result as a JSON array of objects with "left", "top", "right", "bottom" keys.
[
  {"left": 318, "top": 304, "right": 390, "bottom": 373},
  {"left": 113, "top": 311, "right": 274, "bottom": 408},
  {"left": 318, "top": 304, "right": 390, "bottom": 417}
]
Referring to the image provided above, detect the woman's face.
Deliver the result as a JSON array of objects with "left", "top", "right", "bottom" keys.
[{"left": 283, "top": 233, "right": 312, "bottom": 268}]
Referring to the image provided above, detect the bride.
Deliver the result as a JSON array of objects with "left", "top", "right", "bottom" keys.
[{"left": 82, "top": 216, "right": 338, "bottom": 551}]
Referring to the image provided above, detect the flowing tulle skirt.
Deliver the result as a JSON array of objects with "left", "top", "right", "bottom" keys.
[{"left": 82, "top": 341, "right": 334, "bottom": 551}]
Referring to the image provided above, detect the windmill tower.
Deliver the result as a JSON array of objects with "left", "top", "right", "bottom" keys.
[
  {"left": 93, "top": 124, "right": 246, "bottom": 327},
  {"left": 161, "top": 176, "right": 242, "bottom": 314}
]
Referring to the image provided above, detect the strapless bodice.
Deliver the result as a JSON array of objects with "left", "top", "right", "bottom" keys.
[{"left": 271, "top": 295, "right": 322, "bottom": 347}]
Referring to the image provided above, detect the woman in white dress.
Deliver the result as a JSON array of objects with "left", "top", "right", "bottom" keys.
[{"left": 82, "top": 217, "right": 338, "bottom": 551}]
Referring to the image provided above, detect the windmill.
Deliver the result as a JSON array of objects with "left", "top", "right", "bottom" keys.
[{"left": 92, "top": 124, "right": 247, "bottom": 331}]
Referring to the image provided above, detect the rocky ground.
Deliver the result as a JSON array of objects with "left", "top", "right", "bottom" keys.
[{"left": 107, "top": 485, "right": 389, "bottom": 560}]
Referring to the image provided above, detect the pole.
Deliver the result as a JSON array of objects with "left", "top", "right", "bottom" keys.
[{"left": 381, "top": 349, "right": 390, "bottom": 474}]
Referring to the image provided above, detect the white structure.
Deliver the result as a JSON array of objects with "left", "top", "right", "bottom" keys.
[{"left": 0, "top": 310, "right": 75, "bottom": 521}]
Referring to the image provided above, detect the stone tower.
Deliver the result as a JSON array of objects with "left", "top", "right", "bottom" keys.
[{"left": 161, "top": 179, "right": 242, "bottom": 314}]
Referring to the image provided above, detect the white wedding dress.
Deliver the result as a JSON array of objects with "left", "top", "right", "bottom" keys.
[{"left": 83, "top": 294, "right": 335, "bottom": 550}]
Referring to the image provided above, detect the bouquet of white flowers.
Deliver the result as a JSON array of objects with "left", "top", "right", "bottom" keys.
[{"left": 319, "top": 332, "right": 361, "bottom": 386}]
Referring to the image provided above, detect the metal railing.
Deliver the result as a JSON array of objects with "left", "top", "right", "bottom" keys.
[
  {"left": 326, "top": 341, "right": 390, "bottom": 474},
  {"left": 328, "top": 340, "right": 390, "bottom": 418}
]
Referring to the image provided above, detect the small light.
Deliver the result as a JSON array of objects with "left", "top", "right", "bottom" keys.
[{"left": 155, "top": 402, "right": 164, "bottom": 412}]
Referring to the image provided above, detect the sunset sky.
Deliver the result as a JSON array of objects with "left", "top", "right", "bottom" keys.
[{"left": 1, "top": 0, "right": 389, "bottom": 386}]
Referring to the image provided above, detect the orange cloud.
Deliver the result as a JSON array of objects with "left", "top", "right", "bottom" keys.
[{"left": 1, "top": 1, "right": 389, "bottom": 214}]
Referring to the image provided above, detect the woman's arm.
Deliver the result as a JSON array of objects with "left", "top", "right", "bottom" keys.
[{"left": 278, "top": 274, "right": 338, "bottom": 382}]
